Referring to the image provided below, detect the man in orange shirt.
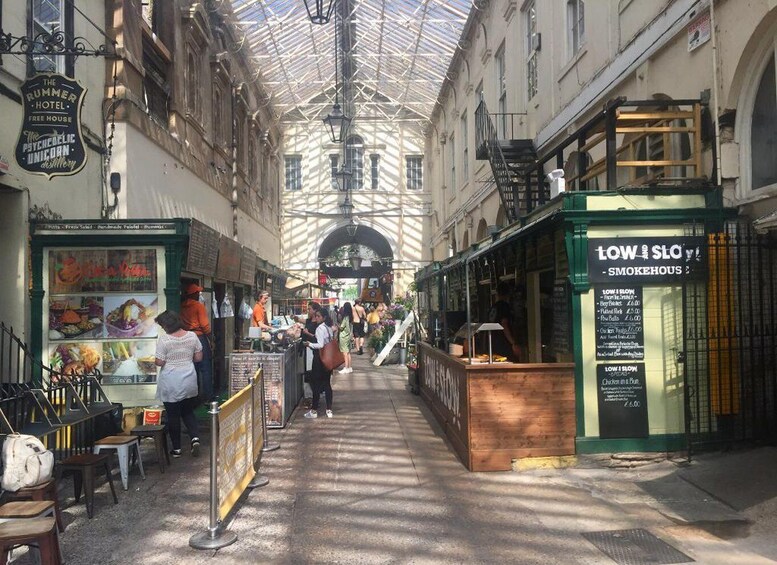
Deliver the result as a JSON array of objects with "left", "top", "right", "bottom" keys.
[
  {"left": 252, "top": 290, "right": 272, "bottom": 330},
  {"left": 180, "top": 283, "right": 214, "bottom": 401}
]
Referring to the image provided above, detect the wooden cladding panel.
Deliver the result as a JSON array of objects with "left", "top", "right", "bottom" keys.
[{"left": 467, "top": 368, "right": 576, "bottom": 471}]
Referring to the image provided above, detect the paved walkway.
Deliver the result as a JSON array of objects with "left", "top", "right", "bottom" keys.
[{"left": 17, "top": 355, "right": 777, "bottom": 564}]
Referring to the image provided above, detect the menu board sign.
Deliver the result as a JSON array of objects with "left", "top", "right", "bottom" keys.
[
  {"left": 216, "top": 236, "right": 242, "bottom": 282},
  {"left": 15, "top": 73, "right": 87, "bottom": 178},
  {"left": 239, "top": 247, "right": 257, "bottom": 286},
  {"left": 588, "top": 236, "right": 706, "bottom": 283},
  {"left": 44, "top": 247, "right": 163, "bottom": 386},
  {"left": 595, "top": 286, "right": 644, "bottom": 360},
  {"left": 260, "top": 355, "right": 284, "bottom": 428},
  {"left": 49, "top": 249, "right": 157, "bottom": 294},
  {"left": 186, "top": 220, "right": 220, "bottom": 276},
  {"left": 229, "top": 352, "right": 262, "bottom": 397},
  {"left": 597, "top": 363, "right": 649, "bottom": 438}
]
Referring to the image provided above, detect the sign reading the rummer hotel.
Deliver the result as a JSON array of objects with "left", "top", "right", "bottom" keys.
[
  {"left": 588, "top": 236, "right": 707, "bottom": 283},
  {"left": 15, "top": 73, "right": 87, "bottom": 178}
]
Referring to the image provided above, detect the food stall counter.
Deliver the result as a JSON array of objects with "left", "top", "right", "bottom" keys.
[{"left": 417, "top": 342, "right": 576, "bottom": 471}]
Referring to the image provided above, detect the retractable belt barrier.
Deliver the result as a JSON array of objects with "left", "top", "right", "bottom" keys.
[{"left": 190, "top": 368, "right": 278, "bottom": 550}]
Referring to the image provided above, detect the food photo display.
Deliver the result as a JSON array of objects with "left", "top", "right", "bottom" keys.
[{"left": 48, "top": 296, "right": 104, "bottom": 341}]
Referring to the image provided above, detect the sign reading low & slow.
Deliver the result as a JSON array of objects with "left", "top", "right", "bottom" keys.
[
  {"left": 588, "top": 236, "right": 706, "bottom": 283},
  {"left": 15, "top": 73, "right": 87, "bottom": 178},
  {"left": 596, "top": 363, "right": 649, "bottom": 439}
]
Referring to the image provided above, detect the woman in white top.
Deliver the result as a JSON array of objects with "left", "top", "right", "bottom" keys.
[
  {"left": 303, "top": 309, "right": 335, "bottom": 418},
  {"left": 154, "top": 310, "right": 203, "bottom": 458}
]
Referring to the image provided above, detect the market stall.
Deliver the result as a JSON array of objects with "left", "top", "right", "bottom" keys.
[{"left": 418, "top": 342, "right": 575, "bottom": 471}]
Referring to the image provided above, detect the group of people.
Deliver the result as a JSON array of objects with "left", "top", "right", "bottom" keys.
[{"left": 151, "top": 284, "right": 393, "bottom": 456}]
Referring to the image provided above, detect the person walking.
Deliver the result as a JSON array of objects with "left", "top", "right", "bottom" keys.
[
  {"left": 352, "top": 299, "right": 367, "bottom": 355},
  {"left": 337, "top": 302, "right": 354, "bottom": 374},
  {"left": 179, "top": 283, "right": 213, "bottom": 402},
  {"left": 301, "top": 301, "right": 322, "bottom": 407},
  {"left": 154, "top": 310, "right": 202, "bottom": 458},
  {"left": 303, "top": 308, "right": 335, "bottom": 418}
]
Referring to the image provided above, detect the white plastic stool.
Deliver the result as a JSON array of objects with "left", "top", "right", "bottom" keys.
[{"left": 93, "top": 435, "right": 145, "bottom": 491}]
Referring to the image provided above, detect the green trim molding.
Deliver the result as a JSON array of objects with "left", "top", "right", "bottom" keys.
[{"left": 575, "top": 434, "right": 687, "bottom": 454}]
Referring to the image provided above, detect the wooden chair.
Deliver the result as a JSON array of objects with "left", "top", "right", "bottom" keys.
[
  {"left": 130, "top": 425, "right": 170, "bottom": 473},
  {"left": 0, "top": 517, "right": 60, "bottom": 565},
  {"left": 3, "top": 480, "right": 64, "bottom": 533},
  {"left": 55, "top": 453, "right": 118, "bottom": 519},
  {"left": 0, "top": 501, "right": 62, "bottom": 559},
  {"left": 93, "top": 435, "right": 145, "bottom": 490}
]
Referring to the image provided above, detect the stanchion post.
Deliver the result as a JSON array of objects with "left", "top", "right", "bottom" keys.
[
  {"left": 248, "top": 372, "right": 269, "bottom": 488},
  {"left": 189, "top": 401, "right": 238, "bottom": 550},
  {"left": 260, "top": 369, "right": 280, "bottom": 453}
]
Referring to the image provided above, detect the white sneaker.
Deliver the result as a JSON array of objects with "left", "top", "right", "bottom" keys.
[
  {"left": 346, "top": 367, "right": 353, "bottom": 373},
  {"left": 326, "top": 410, "right": 333, "bottom": 418},
  {"left": 338, "top": 368, "right": 349, "bottom": 374},
  {"left": 303, "top": 410, "right": 318, "bottom": 419}
]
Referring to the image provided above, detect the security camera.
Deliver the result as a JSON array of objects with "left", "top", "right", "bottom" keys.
[{"left": 109, "top": 172, "right": 121, "bottom": 194}]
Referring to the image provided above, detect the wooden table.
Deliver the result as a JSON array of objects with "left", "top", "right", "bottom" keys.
[{"left": 418, "top": 342, "right": 576, "bottom": 471}]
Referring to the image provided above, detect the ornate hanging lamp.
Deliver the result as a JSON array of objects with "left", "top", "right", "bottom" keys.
[{"left": 302, "top": 0, "right": 336, "bottom": 24}]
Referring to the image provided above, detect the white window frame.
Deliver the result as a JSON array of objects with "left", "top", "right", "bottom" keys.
[
  {"left": 31, "top": 0, "right": 65, "bottom": 74},
  {"left": 370, "top": 154, "right": 380, "bottom": 190},
  {"left": 284, "top": 155, "right": 302, "bottom": 191},
  {"left": 495, "top": 45, "right": 507, "bottom": 137},
  {"left": 406, "top": 156, "right": 423, "bottom": 191},
  {"left": 567, "top": 0, "right": 585, "bottom": 60},
  {"left": 525, "top": 1, "right": 538, "bottom": 101},
  {"left": 461, "top": 113, "right": 469, "bottom": 182},
  {"left": 737, "top": 32, "right": 777, "bottom": 202}
]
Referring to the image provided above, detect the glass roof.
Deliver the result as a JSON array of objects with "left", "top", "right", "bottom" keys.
[{"left": 230, "top": 0, "right": 473, "bottom": 124}]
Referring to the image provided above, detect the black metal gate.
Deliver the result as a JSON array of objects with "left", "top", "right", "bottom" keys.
[{"left": 683, "top": 222, "right": 777, "bottom": 452}]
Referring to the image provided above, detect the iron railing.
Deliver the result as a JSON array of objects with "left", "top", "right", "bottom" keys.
[{"left": 0, "top": 322, "right": 113, "bottom": 459}]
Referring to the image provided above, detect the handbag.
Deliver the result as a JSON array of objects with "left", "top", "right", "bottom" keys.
[{"left": 320, "top": 340, "right": 345, "bottom": 372}]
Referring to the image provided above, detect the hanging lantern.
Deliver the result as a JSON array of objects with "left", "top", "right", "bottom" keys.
[
  {"left": 323, "top": 103, "right": 351, "bottom": 144},
  {"left": 303, "top": 0, "right": 336, "bottom": 24}
]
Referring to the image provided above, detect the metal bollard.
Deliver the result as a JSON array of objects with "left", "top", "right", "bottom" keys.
[
  {"left": 259, "top": 372, "right": 280, "bottom": 452},
  {"left": 248, "top": 374, "right": 269, "bottom": 488},
  {"left": 189, "top": 401, "right": 238, "bottom": 550}
]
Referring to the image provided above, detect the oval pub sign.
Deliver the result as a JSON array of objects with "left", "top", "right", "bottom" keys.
[{"left": 15, "top": 73, "right": 87, "bottom": 179}]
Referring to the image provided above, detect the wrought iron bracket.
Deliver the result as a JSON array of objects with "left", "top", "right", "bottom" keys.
[{"left": 0, "top": 29, "right": 115, "bottom": 59}]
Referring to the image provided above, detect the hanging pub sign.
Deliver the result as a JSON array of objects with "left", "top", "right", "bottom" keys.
[
  {"left": 15, "top": 73, "right": 87, "bottom": 178},
  {"left": 588, "top": 236, "right": 706, "bottom": 284}
]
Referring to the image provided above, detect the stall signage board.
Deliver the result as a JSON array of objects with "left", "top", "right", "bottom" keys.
[
  {"left": 229, "top": 352, "right": 261, "bottom": 397},
  {"left": 588, "top": 236, "right": 706, "bottom": 283},
  {"left": 595, "top": 286, "right": 644, "bottom": 360},
  {"left": 216, "top": 236, "right": 242, "bottom": 282},
  {"left": 49, "top": 249, "right": 157, "bottom": 293},
  {"left": 256, "top": 354, "right": 284, "bottom": 428},
  {"left": 186, "top": 220, "right": 220, "bottom": 276},
  {"left": 15, "top": 73, "right": 87, "bottom": 178},
  {"left": 597, "top": 363, "right": 649, "bottom": 439},
  {"left": 239, "top": 247, "right": 257, "bottom": 286}
]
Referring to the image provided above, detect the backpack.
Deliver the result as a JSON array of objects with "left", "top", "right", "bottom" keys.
[{"left": 1, "top": 434, "right": 54, "bottom": 492}]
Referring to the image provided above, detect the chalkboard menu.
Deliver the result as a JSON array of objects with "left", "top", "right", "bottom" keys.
[
  {"left": 256, "top": 354, "right": 284, "bottom": 427},
  {"left": 597, "top": 363, "right": 649, "bottom": 438},
  {"left": 186, "top": 220, "right": 220, "bottom": 276},
  {"left": 229, "top": 352, "right": 262, "bottom": 396},
  {"left": 595, "top": 286, "right": 644, "bottom": 360},
  {"left": 552, "top": 280, "right": 570, "bottom": 355},
  {"left": 239, "top": 248, "right": 257, "bottom": 286},
  {"left": 216, "top": 236, "right": 242, "bottom": 282}
]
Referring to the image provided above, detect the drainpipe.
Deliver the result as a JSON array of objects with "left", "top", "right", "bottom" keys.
[
  {"left": 709, "top": 0, "right": 722, "bottom": 185},
  {"left": 231, "top": 83, "right": 240, "bottom": 239}
]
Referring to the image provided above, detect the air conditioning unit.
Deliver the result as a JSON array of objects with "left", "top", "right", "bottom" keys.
[{"left": 547, "top": 169, "right": 565, "bottom": 198}]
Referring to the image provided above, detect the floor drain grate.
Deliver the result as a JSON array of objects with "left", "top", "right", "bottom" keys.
[{"left": 582, "top": 528, "right": 694, "bottom": 565}]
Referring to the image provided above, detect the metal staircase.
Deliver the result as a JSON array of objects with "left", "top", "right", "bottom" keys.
[{"left": 475, "top": 100, "right": 537, "bottom": 223}]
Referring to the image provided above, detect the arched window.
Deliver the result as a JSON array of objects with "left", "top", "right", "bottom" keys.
[
  {"left": 476, "top": 219, "right": 488, "bottom": 242},
  {"left": 751, "top": 54, "right": 777, "bottom": 190},
  {"left": 345, "top": 135, "right": 364, "bottom": 190}
]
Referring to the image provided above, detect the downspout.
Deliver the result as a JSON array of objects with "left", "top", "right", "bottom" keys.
[
  {"left": 709, "top": 0, "right": 722, "bottom": 185},
  {"left": 231, "top": 83, "right": 240, "bottom": 239}
]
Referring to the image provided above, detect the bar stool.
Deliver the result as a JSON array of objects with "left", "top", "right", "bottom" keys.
[
  {"left": 0, "top": 501, "right": 62, "bottom": 559},
  {"left": 130, "top": 425, "right": 170, "bottom": 473},
  {"left": 0, "top": 517, "right": 60, "bottom": 565},
  {"left": 93, "top": 435, "right": 145, "bottom": 490},
  {"left": 2, "top": 480, "right": 64, "bottom": 533},
  {"left": 55, "top": 453, "right": 118, "bottom": 519}
]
